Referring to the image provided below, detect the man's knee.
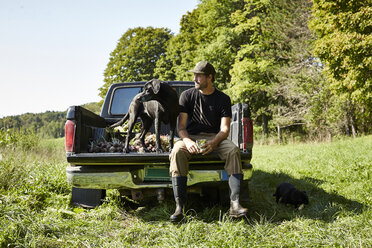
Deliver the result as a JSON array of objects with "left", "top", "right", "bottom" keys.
[
  {"left": 170, "top": 141, "right": 188, "bottom": 160},
  {"left": 228, "top": 145, "right": 240, "bottom": 155},
  {"left": 169, "top": 140, "right": 190, "bottom": 177},
  {"left": 221, "top": 142, "right": 240, "bottom": 160}
]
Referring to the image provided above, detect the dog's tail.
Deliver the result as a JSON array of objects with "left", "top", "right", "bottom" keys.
[{"left": 109, "top": 113, "right": 129, "bottom": 128}]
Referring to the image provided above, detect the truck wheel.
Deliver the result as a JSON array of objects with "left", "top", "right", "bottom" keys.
[
  {"left": 240, "top": 180, "right": 250, "bottom": 203},
  {"left": 201, "top": 186, "right": 220, "bottom": 205},
  {"left": 218, "top": 186, "right": 230, "bottom": 205}
]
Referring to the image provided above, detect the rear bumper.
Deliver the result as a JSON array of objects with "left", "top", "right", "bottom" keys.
[{"left": 66, "top": 163, "right": 253, "bottom": 190}]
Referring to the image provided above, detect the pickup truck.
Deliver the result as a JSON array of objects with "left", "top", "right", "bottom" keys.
[{"left": 65, "top": 81, "right": 253, "bottom": 208}]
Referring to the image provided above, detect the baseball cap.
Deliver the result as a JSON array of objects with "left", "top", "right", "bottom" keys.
[{"left": 189, "top": 61, "right": 216, "bottom": 76}]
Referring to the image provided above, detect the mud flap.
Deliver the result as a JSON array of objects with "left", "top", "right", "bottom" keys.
[{"left": 71, "top": 187, "right": 106, "bottom": 208}]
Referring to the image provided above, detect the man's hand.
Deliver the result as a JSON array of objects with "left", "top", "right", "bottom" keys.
[
  {"left": 200, "top": 140, "right": 216, "bottom": 155},
  {"left": 184, "top": 138, "right": 200, "bottom": 154}
]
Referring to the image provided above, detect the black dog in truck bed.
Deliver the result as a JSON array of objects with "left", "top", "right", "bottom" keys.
[
  {"left": 110, "top": 79, "right": 179, "bottom": 153},
  {"left": 273, "top": 182, "right": 309, "bottom": 209}
]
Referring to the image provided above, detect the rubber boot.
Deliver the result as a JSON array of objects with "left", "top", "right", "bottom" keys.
[
  {"left": 170, "top": 176, "right": 187, "bottom": 223},
  {"left": 229, "top": 174, "right": 248, "bottom": 218}
]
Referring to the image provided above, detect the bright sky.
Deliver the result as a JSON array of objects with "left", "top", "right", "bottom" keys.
[{"left": 0, "top": 0, "right": 198, "bottom": 117}]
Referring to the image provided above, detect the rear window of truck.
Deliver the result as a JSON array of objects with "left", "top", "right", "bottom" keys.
[
  {"left": 110, "top": 87, "right": 142, "bottom": 115},
  {"left": 109, "top": 85, "right": 192, "bottom": 115}
]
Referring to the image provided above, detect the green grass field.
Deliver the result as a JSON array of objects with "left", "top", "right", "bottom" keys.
[{"left": 1, "top": 136, "right": 371, "bottom": 247}]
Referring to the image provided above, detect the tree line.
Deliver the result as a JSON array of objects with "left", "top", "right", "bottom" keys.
[
  {"left": 101, "top": 0, "right": 371, "bottom": 142},
  {"left": 0, "top": 103, "right": 100, "bottom": 139},
  {"left": 0, "top": 111, "right": 66, "bottom": 139},
  {"left": 1, "top": 0, "right": 370, "bottom": 142}
]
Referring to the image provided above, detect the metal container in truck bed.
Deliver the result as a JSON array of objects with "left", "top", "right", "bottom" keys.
[{"left": 65, "top": 81, "right": 253, "bottom": 207}]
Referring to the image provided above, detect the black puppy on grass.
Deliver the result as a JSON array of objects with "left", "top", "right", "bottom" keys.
[{"left": 273, "top": 182, "right": 309, "bottom": 209}]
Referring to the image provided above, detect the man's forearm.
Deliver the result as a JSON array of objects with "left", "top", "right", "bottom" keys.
[
  {"left": 177, "top": 127, "right": 192, "bottom": 141},
  {"left": 178, "top": 128, "right": 229, "bottom": 146},
  {"left": 210, "top": 130, "right": 229, "bottom": 148}
]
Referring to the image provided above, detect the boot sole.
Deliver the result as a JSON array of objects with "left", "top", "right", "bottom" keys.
[
  {"left": 170, "top": 215, "right": 184, "bottom": 223},
  {"left": 229, "top": 213, "right": 247, "bottom": 218}
]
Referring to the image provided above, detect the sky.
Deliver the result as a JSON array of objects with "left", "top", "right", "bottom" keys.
[{"left": 0, "top": 0, "right": 199, "bottom": 117}]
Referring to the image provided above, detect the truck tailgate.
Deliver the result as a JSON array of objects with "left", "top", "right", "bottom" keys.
[{"left": 66, "top": 151, "right": 252, "bottom": 166}]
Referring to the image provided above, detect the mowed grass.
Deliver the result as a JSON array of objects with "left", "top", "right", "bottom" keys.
[{"left": 0, "top": 136, "right": 371, "bottom": 247}]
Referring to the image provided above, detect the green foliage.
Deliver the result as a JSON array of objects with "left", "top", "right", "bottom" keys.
[
  {"left": 99, "top": 27, "right": 173, "bottom": 100},
  {"left": 155, "top": 0, "right": 328, "bottom": 139},
  {"left": 0, "top": 139, "right": 70, "bottom": 246},
  {"left": 309, "top": 0, "right": 372, "bottom": 134},
  {"left": 227, "top": 0, "right": 317, "bottom": 139},
  {"left": 0, "top": 128, "right": 40, "bottom": 150},
  {"left": 0, "top": 102, "right": 101, "bottom": 139},
  {"left": 0, "top": 111, "right": 66, "bottom": 139},
  {"left": 155, "top": 0, "right": 245, "bottom": 90},
  {"left": 97, "top": 0, "right": 371, "bottom": 138},
  {"left": 82, "top": 102, "right": 101, "bottom": 115},
  {"left": 1, "top": 136, "right": 371, "bottom": 247}
]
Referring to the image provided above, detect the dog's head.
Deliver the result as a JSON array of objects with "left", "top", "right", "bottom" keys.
[
  {"left": 140, "top": 79, "right": 162, "bottom": 102},
  {"left": 292, "top": 190, "right": 309, "bottom": 206}
]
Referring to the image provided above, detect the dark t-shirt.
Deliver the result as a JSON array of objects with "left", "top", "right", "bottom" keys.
[{"left": 179, "top": 88, "right": 232, "bottom": 135}]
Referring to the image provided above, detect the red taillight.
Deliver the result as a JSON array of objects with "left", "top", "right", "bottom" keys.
[
  {"left": 242, "top": 118, "right": 253, "bottom": 150},
  {"left": 65, "top": 120, "right": 76, "bottom": 152}
]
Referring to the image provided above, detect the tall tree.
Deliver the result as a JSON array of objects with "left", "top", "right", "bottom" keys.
[
  {"left": 99, "top": 27, "right": 172, "bottom": 100},
  {"left": 228, "top": 0, "right": 317, "bottom": 140},
  {"left": 309, "top": 0, "right": 372, "bottom": 136},
  {"left": 155, "top": 0, "right": 245, "bottom": 90},
  {"left": 228, "top": 0, "right": 277, "bottom": 138}
]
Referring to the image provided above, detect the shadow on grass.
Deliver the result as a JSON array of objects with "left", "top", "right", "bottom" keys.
[
  {"left": 122, "top": 169, "right": 368, "bottom": 224},
  {"left": 119, "top": 190, "right": 231, "bottom": 223},
  {"left": 244, "top": 169, "right": 367, "bottom": 223}
]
